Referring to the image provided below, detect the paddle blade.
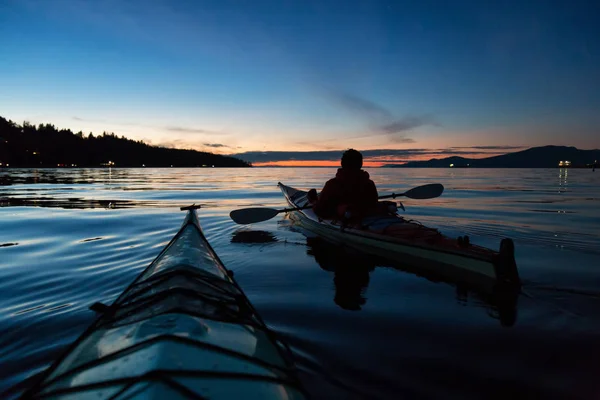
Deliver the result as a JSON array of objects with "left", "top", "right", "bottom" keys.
[
  {"left": 230, "top": 207, "right": 280, "bottom": 224},
  {"left": 403, "top": 183, "right": 444, "bottom": 199}
]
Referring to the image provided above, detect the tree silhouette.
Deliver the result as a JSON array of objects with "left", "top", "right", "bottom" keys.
[{"left": 0, "top": 116, "right": 250, "bottom": 168}]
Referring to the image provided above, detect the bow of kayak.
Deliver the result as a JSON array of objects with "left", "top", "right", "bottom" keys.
[
  {"left": 278, "top": 182, "right": 520, "bottom": 294},
  {"left": 21, "top": 205, "right": 307, "bottom": 399}
]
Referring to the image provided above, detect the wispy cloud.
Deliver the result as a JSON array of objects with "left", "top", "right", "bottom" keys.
[
  {"left": 149, "top": 139, "right": 233, "bottom": 153},
  {"left": 72, "top": 117, "right": 228, "bottom": 136},
  {"left": 386, "top": 136, "right": 417, "bottom": 144},
  {"left": 380, "top": 115, "right": 437, "bottom": 134},
  {"left": 72, "top": 116, "right": 108, "bottom": 123},
  {"left": 154, "top": 139, "right": 191, "bottom": 150},
  {"left": 203, "top": 143, "right": 229, "bottom": 148},
  {"left": 450, "top": 145, "right": 525, "bottom": 150},
  {"left": 165, "top": 126, "right": 227, "bottom": 135},
  {"left": 324, "top": 90, "right": 437, "bottom": 142},
  {"left": 230, "top": 147, "right": 519, "bottom": 164},
  {"left": 328, "top": 92, "right": 392, "bottom": 121},
  {"left": 293, "top": 141, "right": 337, "bottom": 150}
]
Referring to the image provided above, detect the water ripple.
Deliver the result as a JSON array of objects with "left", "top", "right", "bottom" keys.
[{"left": 1, "top": 167, "right": 600, "bottom": 399}]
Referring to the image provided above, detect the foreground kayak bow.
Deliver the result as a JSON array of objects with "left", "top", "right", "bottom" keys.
[{"left": 20, "top": 205, "right": 307, "bottom": 399}]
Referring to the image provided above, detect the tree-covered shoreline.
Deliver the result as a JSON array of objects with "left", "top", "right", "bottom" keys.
[{"left": 0, "top": 116, "right": 251, "bottom": 168}]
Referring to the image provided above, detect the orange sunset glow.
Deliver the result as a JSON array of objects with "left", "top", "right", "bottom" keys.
[
  {"left": 251, "top": 151, "right": 499, "bottom": 167},
  {"left": 252, "top": 160, "right": 384, "bottom": 167}
]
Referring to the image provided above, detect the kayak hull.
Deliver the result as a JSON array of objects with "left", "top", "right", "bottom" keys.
[
  {"left": 278, "top": 182, "right": 519, "bottom": 294},
  {"left": 21, "top": 206, "right": 307, "bottom": 399}
]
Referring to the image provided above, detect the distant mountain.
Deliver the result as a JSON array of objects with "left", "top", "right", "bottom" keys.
[
  {"left": 384, "top": 146, "right": 600, "bottom": 168},
  {"left": 0, "top": 116, "right": 250, "bottom": 168}
]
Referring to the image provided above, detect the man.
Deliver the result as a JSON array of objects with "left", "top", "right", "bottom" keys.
[{"left": 307, "top": 149, "right": 378, "bottom": 220}]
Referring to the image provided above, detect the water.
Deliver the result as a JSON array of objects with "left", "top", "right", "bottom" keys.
[{"left": 1, "top": 167, "right": 599, "bottom": 399}]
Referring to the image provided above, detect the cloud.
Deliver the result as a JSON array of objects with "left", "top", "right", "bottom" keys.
[
  {"left": 154, "top": 139, "right": 191, "bottom": 149},
  {"left": 165, "top": 126, "right": 227, "bottom": 135},
  {"left": 230, "top": 148, "right": 518, "bottom": 163},
  {"left": 148, "top": 138, "right": 235, "bottom": 153},
  {"left": 72, "top": 117, "right": 228, "bottom": 136},
  {"left": 203, "top": 143, "right": 229, "bottom": 148},
  {"left": 323, "top": 90, "right": 437, "bottom": 142},
  {"left": 231, "top": 149, "right": 424, "bottom": 163},
  {"left": 293, "top": 141, "right": 337, "bottom": 150},
  {"left": 387, "top": 136, "right": 417, "bottom": 144},
  {"left": 430, "top": 150, "right": 509, "bottom": 156},
  {"left": 230, "top": 151, "right": 346, "bottom": 163},
  {"left": 72, "top": 116, "right": 109, "bottom": 123},
  {"left": 379, "top": 115, "right": 437, "bottom": 134},
  {"left": 328, "top": 92, "right": 392, "bottom": 121},
  {"left": 449, "top": 145, "right": 525, "bottom": 150}
]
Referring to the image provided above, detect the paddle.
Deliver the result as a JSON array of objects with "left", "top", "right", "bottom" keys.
[
  {"left": 230, "top": 183, "right": 444, "bottom": 225},
  {"left": 378, "top": 183, "right": 444, "bottom": 200}
]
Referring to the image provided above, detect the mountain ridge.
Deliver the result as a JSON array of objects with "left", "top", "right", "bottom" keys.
[{"left": 383, "top": 145, "right": 599, "bottom": 168}]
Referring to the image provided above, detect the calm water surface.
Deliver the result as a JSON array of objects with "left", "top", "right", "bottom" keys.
[{"left": 1, "top": 167, "right": 599, "bottom": 399}]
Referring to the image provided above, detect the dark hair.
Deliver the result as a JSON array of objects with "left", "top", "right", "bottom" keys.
[{"left": 341, "top": 148, "right": 363, "bottom": 170}]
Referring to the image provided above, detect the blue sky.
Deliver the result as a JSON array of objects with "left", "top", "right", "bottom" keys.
[{"left": 1, "top": 0, "right": 598, "bottom": 162}]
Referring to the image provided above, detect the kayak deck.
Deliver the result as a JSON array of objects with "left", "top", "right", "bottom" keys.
[
  {"left": 278, "top": 182, "right": 520, "bottom": 293},
  {"left": 21, "top": 206, "right": 306, "bottom": 399}
]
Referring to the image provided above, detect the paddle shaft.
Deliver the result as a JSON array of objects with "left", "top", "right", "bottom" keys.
[
  {"left": 379, "top": 192, "right": 409, "bottom": 200},
  {"left": 230, "top": 183, "right": 443, "bottom": 224},
  {"left": 280, "top": 189, "right": 420, "bottom": 213}
]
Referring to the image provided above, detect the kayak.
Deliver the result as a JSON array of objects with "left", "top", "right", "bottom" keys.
[
  {"left": 278, "top": 183, "right": 520, "bottom": 294},
  {"left": 20, "top": 205, "right": 307, "bottom": 399}
]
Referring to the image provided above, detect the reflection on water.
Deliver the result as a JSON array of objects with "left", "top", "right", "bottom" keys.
[
  {"left": 305, "top": 236, "right": 519, "bottom": 326},
  {"left": 1, "top": 167, "right": 600, "bottom": 399},
  {"left": 306, "top": 237, "right": 374, "bottom": 311},
  {"left": 558, "top": 168, "right": 568, "bottom": 193},
  {"left": 0, "top": 197, "right": 144, "bottom": 209}
]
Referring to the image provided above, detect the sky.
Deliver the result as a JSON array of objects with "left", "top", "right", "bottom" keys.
[{"left": 1, "top": 0, "right": 599, "bottom": 166}]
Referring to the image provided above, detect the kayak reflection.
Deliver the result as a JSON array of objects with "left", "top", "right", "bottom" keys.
[{"left": 306, "top": 236, "right": 519, "bottom": 326}]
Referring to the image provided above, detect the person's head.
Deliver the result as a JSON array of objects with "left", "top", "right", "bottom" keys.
[{"left": 341, "top": 149, "right": 363, "bottom": 170}]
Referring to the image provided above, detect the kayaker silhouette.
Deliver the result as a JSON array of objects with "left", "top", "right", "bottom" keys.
[{"left": 307, "top": 149, "right": 379, "bottom": 221}]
